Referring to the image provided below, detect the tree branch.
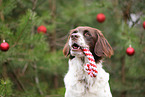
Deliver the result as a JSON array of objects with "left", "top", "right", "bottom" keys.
[
  {"left": 11, "top": 69, "right": 26, "bottom": 91},
  {"left": 56, "top": 34, "right": 68, "bottom": 41},
  {"left": 32, "top": 0, "right": 37, "bottom": 11},
  {"left": 131, "top": 13, "right": 143, "bottom": 28},
  {"left": 32, "top": 63, "right": 44, "bottom": 95},
  {"left": 22, "top": 63, "right": 28, "bottom": 75}
]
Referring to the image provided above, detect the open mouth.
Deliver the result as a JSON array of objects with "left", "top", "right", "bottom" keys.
[{"left": 71, "top": 43, "right": 82, "bottom": 51}]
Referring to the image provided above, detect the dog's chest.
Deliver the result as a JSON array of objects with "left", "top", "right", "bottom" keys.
[
  {"left": 77, "top": 74, "right": 95, "bottom": 91},
  {"left": 68, "top": 57, "right": 96, "bottom": 91},
  {"left": 64, "top": 57, "right": 112, "bottom": 97}
]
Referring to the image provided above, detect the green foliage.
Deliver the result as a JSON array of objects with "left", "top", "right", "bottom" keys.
[
  {"left": 49, "top": 87, "right": 65, "bottom": 97},
  {"left": 46, "top": 50, "right": 68, "bottom": 75},
  {"left": 0, "top": 0, "right": 145, "bottom": 97},
  {"left": 0, "top": 79, "right": 13, "bottom": 97},
  {"left": 0, "top": 0, "right": 17, "bottom": 16}
]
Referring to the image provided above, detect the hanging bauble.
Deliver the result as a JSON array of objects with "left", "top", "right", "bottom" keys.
[
  {"left": 0, "top": 40, "right": 10, "bottom": 51},
  {"left": 37, "top": 25, "right": 47, "bottom": 34},
  {"left": 126, "top": 45, "right": 135, "bottom": 56},
  {"left": 96, "top": 13, "right": 106, "bottom": 23},
  {"left": 143, "top": 21, "right": 145, "bottom": 29}
]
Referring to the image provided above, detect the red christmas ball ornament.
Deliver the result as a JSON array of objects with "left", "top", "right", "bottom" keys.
[
  {"left": 96, "top": 13, "right": 106, "bottom": 23},
  {"left": 0, "top": 40, "right": 10, "bottom": 51},
  {"left": 37, "top": 25, "right": 47, "bottom": 34},
  {"left": 143, "top": 21, "right": 145, "bottom": 29},
  {"left": 126, "top": 46, "right": 135, "bottom": 56}
]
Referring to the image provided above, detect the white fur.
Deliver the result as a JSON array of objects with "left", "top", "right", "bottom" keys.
[
  {"left": 64, "top": 29, "right": 112, "bottom": 97},
  {"left": 64, "top": 56, "right": 112, "bottom": 97},
  {"left": 69, "top": 32, "right": 89, "bottom": 57}
]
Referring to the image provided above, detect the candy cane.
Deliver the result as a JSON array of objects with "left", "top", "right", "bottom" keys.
[{"left": 82, "top": 48, "right": 98, "bottom": 77}]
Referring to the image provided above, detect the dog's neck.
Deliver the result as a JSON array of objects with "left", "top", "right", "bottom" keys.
[
  {"left": 69, "top": 56, "right": 87, "bottom": 72},
  {"left": 68, "top": 56, "right": 102, "bottom": 87},
  {"left": 69, "top": 56, "right": 102, "bottom": 75}
]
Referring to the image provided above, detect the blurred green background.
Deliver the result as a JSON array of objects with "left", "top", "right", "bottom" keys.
[{"left": 0, "top": 0, "right": 145, "bottom": 97}]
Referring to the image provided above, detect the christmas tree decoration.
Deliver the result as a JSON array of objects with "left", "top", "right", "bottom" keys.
[
  {"left": 96, "top": 13, "right": 106, "bottom": 23},
  {"left": 0, "top": 40, "right": 10, "bottom": 51},
  {"left": 126, "top": 45, "right": 135, "bottom": 56},
  {"left": 37, "top": 25, "right": 47, "bottom": 34},
  {"left": 143, "top": 21, "right": 145, "bottom": 29}
]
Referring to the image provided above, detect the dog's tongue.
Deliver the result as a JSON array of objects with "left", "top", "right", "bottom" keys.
[{"left": 73, "top": 46, "right": 78, "bottom": 49}]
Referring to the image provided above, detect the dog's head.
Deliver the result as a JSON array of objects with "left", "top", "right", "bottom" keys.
[{"left": 63, "top": 26, "right": 113, "bottom": 62}]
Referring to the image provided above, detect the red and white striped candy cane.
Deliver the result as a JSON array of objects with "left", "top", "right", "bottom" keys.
[{"left": 82, "top": 48, "right": 98, "bottom": 77}]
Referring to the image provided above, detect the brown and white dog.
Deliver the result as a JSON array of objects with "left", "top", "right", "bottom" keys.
[{"left": 63, "top": 26, "right": 113, "bottom": 97}]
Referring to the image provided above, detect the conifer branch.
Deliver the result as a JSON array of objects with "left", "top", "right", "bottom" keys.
[
  {"left": 22, "top": 63, "right": 28, "bottom": 75},
  {"left": 32, "top": 0, "right": 37, "bottom": 11},
  {"left": 9, "top": 64, "right": 26, "bottom": 92},
  {"left": 11, "top": 20, "right": 30, "bottom": 48},
  {"left": 32, "top": 63, "right": 44, "bottom": 95},
  {"left": 56, "top": 34, "right": 68, "bottom": 41},
  {"left": 0, "top": 0, "right": 5, "bottom": 21},
  {"left": 12, "top": 0, "right": 38, "bottom": 48},
  {"left": 11, "top": 70, "right": 26, "bottom": 91}
]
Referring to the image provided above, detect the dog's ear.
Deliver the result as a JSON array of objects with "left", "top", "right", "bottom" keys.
[
  {"left": 94, "top": 29, "right": 113, "bottom": 58},
  {"left": 63, "top": 40, "right": 70, "bottom": 57}
]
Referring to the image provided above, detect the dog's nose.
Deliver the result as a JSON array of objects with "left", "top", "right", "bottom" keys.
[{"left": 71, "top": 33, "right": 79, "bottom": 40}]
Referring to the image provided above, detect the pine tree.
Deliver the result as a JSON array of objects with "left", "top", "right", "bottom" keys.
[{"left": 0, "top": 0, "right": 145, "bottom": 96}]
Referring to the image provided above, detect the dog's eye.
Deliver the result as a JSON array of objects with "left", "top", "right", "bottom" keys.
[{"left": 84, "top": 30, "right": 90, "bottom": 37}]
